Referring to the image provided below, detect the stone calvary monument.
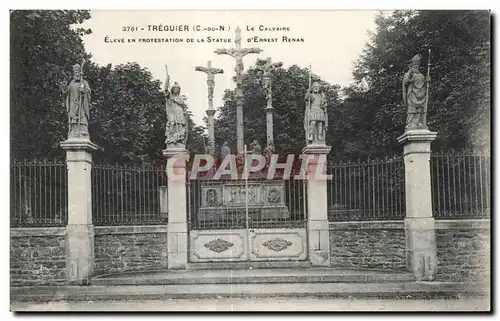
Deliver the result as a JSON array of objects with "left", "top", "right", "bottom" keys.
[
  {"left": 195, "top": 60, "right": 224, "bottom": 156},
  {"left": 214, "top": 26, "right": 263, "bottom": 154},
  {"left": 192, "top": 29, "right": 291, "bottom": 232},
  {"left": 160, "top": 27, "right": 337, "bottom": 267},
  {"left": 256, "top": 57, "right": 283, "bottom": 148},
  {"left": 47, "top": 33, "right": 444, "bottom": 287}
]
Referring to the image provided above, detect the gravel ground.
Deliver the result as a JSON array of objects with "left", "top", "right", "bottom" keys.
[{"left": 11, "top": 297, "right": 490, "bottom": 312}]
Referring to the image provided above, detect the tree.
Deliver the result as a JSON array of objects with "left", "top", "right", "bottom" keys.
[
  {"left": 84, "top": 62, "right": 165, "bottom": 163},
  {"left": 10, "top": 10, "right": 206, "bottom": 163},
  {"left": 10, "top": 10, "right": 92, "bottom": 160},
  {"left": 85, "top": 62, "right": 207, "bottom": 163},
  {"left": 214, "top": 60, "right": 341, "bottom": 156},
  {"left": 342, "top": 10, "right": 490, "bottom": 157}
]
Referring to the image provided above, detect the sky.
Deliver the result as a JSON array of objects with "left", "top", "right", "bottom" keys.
[{"left": 79, "top": 10, "right": 379, "bottom": 126}]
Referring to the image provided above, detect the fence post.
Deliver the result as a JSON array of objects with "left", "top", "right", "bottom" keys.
[
  {"left": 60, "top": 138, "right": 98, "bottom": 284},
  {"left": 159, "top": 186, "right": 168, "bottom": 221},
  {"left": 397, "top": 129, "right": 438, "bottom": 281},
  {"left": 163, "top": 147, "right": 189, "bottom": 270},
  {"left": 302, "top": 145, "right": 332, "bottom": 266}
]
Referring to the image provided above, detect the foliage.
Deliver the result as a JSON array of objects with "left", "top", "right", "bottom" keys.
[
  {"left": 10, "top": 10, "right": 490, "bottom": 163},
  {"left": 10, "top": 10, "right": 206, "bottom": 162},
  {"left": 85, "top": 62, "right": 166, "bottom": 163},
  {"left": 10, "top": 10, "right": 92, "bottom": 159},
  {"left": 342, "top": 10, "right": 491, "bottom": 157},
  {"left": 214, "top": 11, "right": 490, "bottom": 160}
]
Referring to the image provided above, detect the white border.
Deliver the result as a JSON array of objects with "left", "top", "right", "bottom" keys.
[{"left": 2, "top": 0, "right": 497, "bottom": 317}]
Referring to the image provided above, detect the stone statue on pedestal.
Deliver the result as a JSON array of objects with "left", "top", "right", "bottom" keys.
[
  {"left": 304, "top": 81, "right": 328, "bottom": 145},
  {"left": 205, "top": 141, "right": 214, "bottom": 156},
  {"left": 164, "top": 65, "right": 188, "bottom": 148},
  {"left": 221, "top": 141, "right": 231, "bottom": 161},
  {"left": 263, "top": 142, "right": 275, "bottom": 172},
  {"left": 60, "top": 62, "right": 91, "bottom": 139},
  {"left": 256, "top": 57, "right": 283, "bottom": 108},
  {"left": 250, "top": 139, "right": 262, "bottom": 155},
  {"left": 403, "top": 53, "right": 431, "bottom": 130}
]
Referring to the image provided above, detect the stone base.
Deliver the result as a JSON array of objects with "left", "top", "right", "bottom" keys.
[
  {"left": 302, "top": 145, "right": 331, "bottom": 267},
  {"left": 163, "top": 146, "right": 189, "bottom": 270},
  {"left": 163, "top": 143, "right": 186, "bottom": 152},
  {"left": 196, "top": 206, "right": 290, "bottom": 222},
  {"left": 66, "top": 224, "right": 94, "bottom": 284},
  {"left": 405, "top": 217, "right": 437, "bottom": 281},
  {"left": 308, "top": 220, "right": 331, "bottom": 266},
  {"left": 397, "top": 129, "right": 438, "bottom": 144},
  {"left": 163, "top": 146, "right": 188, "bottom": 157},
  {"left": 301, "top": 144, "right": 332, "bottom": 155},
  {"left": 260, "top": 206, "right": 290, "bottom": 220},
  {"left": 60, "top": 138, "right": 99, "bottom": 152},
  {"left": 167, "top": 222, "right": 188, "bottom": 270}
]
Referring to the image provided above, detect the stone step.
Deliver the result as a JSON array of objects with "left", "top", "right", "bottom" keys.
[
  {"left": 91, "top": 268, "right": 415, "bottom": 286},
  {"left": 11, "top": 282, "right": 487, "bottom": 302},
  {"left": 187, "top": 261, "right": 312, "bottom": 270}
]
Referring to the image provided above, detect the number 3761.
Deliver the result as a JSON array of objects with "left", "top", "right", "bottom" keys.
[{"left": 122, "top": 26, "right": 139, "bottom": 32}]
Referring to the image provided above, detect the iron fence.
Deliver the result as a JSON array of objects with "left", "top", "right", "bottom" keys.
[
  {"left": 187, "top": 177, "right": 307, "bottom": 230},
  {"left": 12, "top": 150, "right": 488, "bottom": 227},
  {"left": 431, "top": 151, "right": 490, "bottom": 219},
  {"left": 91, "top": 163, "right": 168, "bottom": 225},
  {"left": 327, "top": 156, "right": 406, "bottom": 221},
  {"left": 10, "top": 160, "right": 68, "bottom": 227}
]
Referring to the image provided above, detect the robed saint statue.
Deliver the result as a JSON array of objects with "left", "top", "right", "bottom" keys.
[
  {"left": 61, "top": 62, "right": 91, "bottom": 139},
  {"left": 402, "top": 52, "right": 431, "bottom": 130}
]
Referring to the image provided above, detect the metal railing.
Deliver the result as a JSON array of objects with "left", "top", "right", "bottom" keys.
[
  {"left": 327, "top": 156, "right": 406, "bottom": 221},
  {"left": 187, "top": 177, "right": 307, "bottom": 230},
  {"left": 11, "top": 149, "right": 488, "bottom": 228},
  {"left": 91, "top": 163, "right": 168, "bottom": 225},
  {"left": 431, "top": 151, "right": 490, "bottom": 219},
  {"left": 10, "top": 160, "right": 68, "bottom": 227}
]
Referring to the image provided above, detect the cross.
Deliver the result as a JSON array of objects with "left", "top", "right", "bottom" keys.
[
  {"left": 214, "top": 26, "right": 263, "bottom": 86},
  {"left": 256, "top": 57, "right": 283, "bottom": 108},
  {"left": 258, "top": 57, "right": 283, "bottom": 76},
  {"left": 195, "top": 60, "right": 224, "bottom": 102},
  {"left": 195, "top": 61, "right": 223, "bottom": 156},
  {"left": 214, "top": 26, "right": 263, "bottom": 153}
]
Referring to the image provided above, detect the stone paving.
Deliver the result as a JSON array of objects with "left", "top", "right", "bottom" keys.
[
  {"left": 11, "top": 297, "right": 490, "bottom": 312},
  {"left": 11, "top": 281, "right": 489, "bottom": 302},
  {"left": 92, "top": 267, "right": 414, "bottom": 285}
]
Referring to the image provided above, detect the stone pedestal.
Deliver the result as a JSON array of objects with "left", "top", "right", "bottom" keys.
[
  {"left": 302, "top": 144, "right": 332, "bottom": 266},
  {"left": 398, "top": 129, "right": 438, "bottom": 281},
  {"left": 195, "top": 180, "right": 290, "bottom": 224},
  {"left": 235, "top": 88, "right": 244, "bottom": 153},
  {"left": 206, "top": 108, "right": 216, "bottom": 155},
  {"left": 60, "top": 138, "right": 98, "bottom": 284},
  {"left": 265, "top": 106, "right": 274, "bottom": 146},
  {"left": 159, "top": 186, "right": 168, "bottom": 221},
  {"left": 163, "top": 147, "right": 189, "bottom": 270}
]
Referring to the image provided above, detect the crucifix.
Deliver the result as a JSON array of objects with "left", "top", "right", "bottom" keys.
[
  {"left": 256, "top": 57, "right": 283, "bottom": 148},
  {"left": 215, "top": 26, "right": 263, "bottom": 153},
  {"left": 195, "top": 61, "right": 224, "bottom": 155}
]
